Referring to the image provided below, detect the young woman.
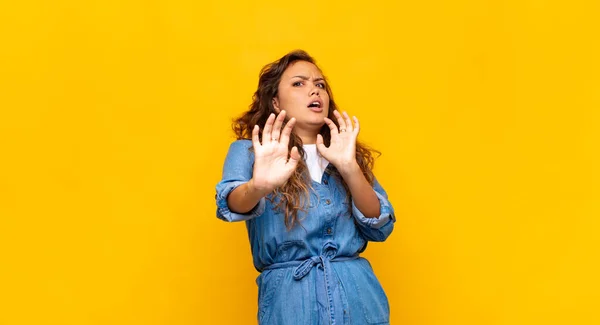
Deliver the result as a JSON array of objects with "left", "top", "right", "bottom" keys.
[{"left": 215, "top": 50, "right": 396, "bottom": 325}]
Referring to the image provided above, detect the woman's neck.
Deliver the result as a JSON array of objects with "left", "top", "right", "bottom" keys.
[{"left": 294, "top": 127, "right": 320, "bottom": 145}]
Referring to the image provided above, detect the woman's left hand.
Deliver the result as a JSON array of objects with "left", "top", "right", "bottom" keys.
[{"left": 316, "top": 110, "right": 360, "bottom": 173}]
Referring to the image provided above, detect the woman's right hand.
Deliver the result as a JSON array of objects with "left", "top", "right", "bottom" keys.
[{"left": 250, "top": 110, "right": 300, "bottom": 195}]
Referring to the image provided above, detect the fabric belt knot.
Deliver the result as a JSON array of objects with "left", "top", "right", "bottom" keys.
[{"left": 293, "top": 255, "right": 326, "bottom": 280}]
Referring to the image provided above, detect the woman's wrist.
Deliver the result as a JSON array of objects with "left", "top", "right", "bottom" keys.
[
  {"left": 248, "top": 178, "right": 272, "bottom": 198},
  {"left": 337, "top": 160, "right": 361, "bottom": 179}
]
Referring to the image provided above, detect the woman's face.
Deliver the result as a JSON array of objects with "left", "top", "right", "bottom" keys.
[{"left": 272, "top": 60, "right": 330, "bottom": 133}]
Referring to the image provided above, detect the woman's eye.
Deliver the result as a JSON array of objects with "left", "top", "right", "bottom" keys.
[
  {"left": 293, "top": 81, "right": 303, "bottom": 86},
  {"left": 317, "top": 83, "right": 325, "bottom": 88}
]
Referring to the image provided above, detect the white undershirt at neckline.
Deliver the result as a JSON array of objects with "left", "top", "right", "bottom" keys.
[{"left": 303, "top": 144, "right": 329, "bottom": 183}]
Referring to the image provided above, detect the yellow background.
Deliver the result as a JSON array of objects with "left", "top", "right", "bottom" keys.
[{"left": 1, "top": 0, "right": 599, "bottom": 324}]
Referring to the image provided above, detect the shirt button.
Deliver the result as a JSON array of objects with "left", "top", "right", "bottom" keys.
[
  {"left": 323, "top": 179, "right": 328, "bottom": 185},
  {"left": 326, "top": 228, "right": 332, "bottom": 234},
  {"left": 325, "top": 199, "right": 331, "bottom": 205}
]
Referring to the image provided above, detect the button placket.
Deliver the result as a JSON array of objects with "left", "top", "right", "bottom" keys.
[{"left": 319, "top": 184, "right": 335, "bottom": 237}]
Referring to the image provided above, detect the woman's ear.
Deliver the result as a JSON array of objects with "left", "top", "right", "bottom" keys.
[{"left": 272, "top": 97, "right": 281, "bottom": 113}]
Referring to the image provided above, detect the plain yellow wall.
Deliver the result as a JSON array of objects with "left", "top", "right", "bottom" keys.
[{"left": 1, "top": 0, "right": 599, "bottom": 324}]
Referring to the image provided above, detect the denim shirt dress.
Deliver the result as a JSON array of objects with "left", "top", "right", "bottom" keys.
[{"left": 215, "top": 140, "right": 396, "bottom": 325}]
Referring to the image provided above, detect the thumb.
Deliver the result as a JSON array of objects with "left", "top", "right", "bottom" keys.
[
  {"left": 316, "top": 134, "right": 327, "bottom": 154},
  {"left": 288, "top": 146, "right": 301, "bottom": 165}
]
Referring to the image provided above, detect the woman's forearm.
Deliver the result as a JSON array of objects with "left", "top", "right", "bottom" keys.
[
  {"left": 226, "top": 178, "right": 270, "bottom": 214},
  {"left": 338, "top": 162, "right": 381, "bottom": 218}
]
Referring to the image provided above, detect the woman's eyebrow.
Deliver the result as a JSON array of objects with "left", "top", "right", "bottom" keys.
[{"left": 291, "top": 75, "right": 325, "bottom": 82}]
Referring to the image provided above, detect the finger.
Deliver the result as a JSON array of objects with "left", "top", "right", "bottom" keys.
[
  {"left": 342, "top": 111, "right": 353, "bottom": 132},
  {"left": 316, "top": 134, "right": 328, "bottom": 154},
  {"left": 280, "top": 117, "right": 296, "bottom": 147},
  {"left": 262, "top": 113, "right": 275, "bottom": 143},
  {"left": 288, "top": 146, "right": 301, "bottom": 166},
  {"left": 333, "top": 110, "right": 347, "bottom": 133},
  {"left": 271, "top": 110, "right": 286, "bottom": 142},
  {"left": 252, "top": 125, "right": 261, "bottom": 147},
  {"left": 323, "top": 117, "right": 339, "bottom": 136},
  {"left": 353, "top": 116, "right": 360, "bottom": 135}
]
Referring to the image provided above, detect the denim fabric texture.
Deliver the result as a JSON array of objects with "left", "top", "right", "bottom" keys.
[{"left": 216, "top": 140, "right": 396, "bottom": 325}]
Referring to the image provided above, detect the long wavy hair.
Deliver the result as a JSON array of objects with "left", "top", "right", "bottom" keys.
[{"left": 233, "top": 50, "right": 380, "bottom": 230}]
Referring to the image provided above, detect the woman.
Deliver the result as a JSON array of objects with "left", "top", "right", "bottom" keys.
[{"left": 215, "top": 50, "right": 396, "bottom": 325}]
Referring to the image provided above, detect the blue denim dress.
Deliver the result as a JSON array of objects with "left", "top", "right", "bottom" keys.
[{"left": 215, "top": 140, "right": 396, "bottom": 325}]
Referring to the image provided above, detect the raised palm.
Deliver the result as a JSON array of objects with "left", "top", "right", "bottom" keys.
[
  {"left": 251, "top": 110, "right": 300, "bottom": 193},
  {"left": 316, "top": 110, "right": 360, "bottom": 169}
]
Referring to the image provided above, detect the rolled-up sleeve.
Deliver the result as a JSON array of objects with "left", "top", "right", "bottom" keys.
[
  {"left": 215, "top": 140, "right": 266, "bottom": 222},
  {"left": 352, "top": 176, "right": 396, "bottom": 242}
]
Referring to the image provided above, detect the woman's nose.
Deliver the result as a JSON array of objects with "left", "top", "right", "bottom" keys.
[{"left": 309, "top": 85, "right": 321, "bottom": 96}]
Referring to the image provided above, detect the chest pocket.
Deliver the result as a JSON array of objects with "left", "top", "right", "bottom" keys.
[
  {"left": 274, "top": 240, "right": 310, "bottom": 263},
  {"left": 308, "top": 191, "right": 320, "bottom": 208},
  {"left": 335, "top": 182, "right": 353, "bottom": 215}
]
